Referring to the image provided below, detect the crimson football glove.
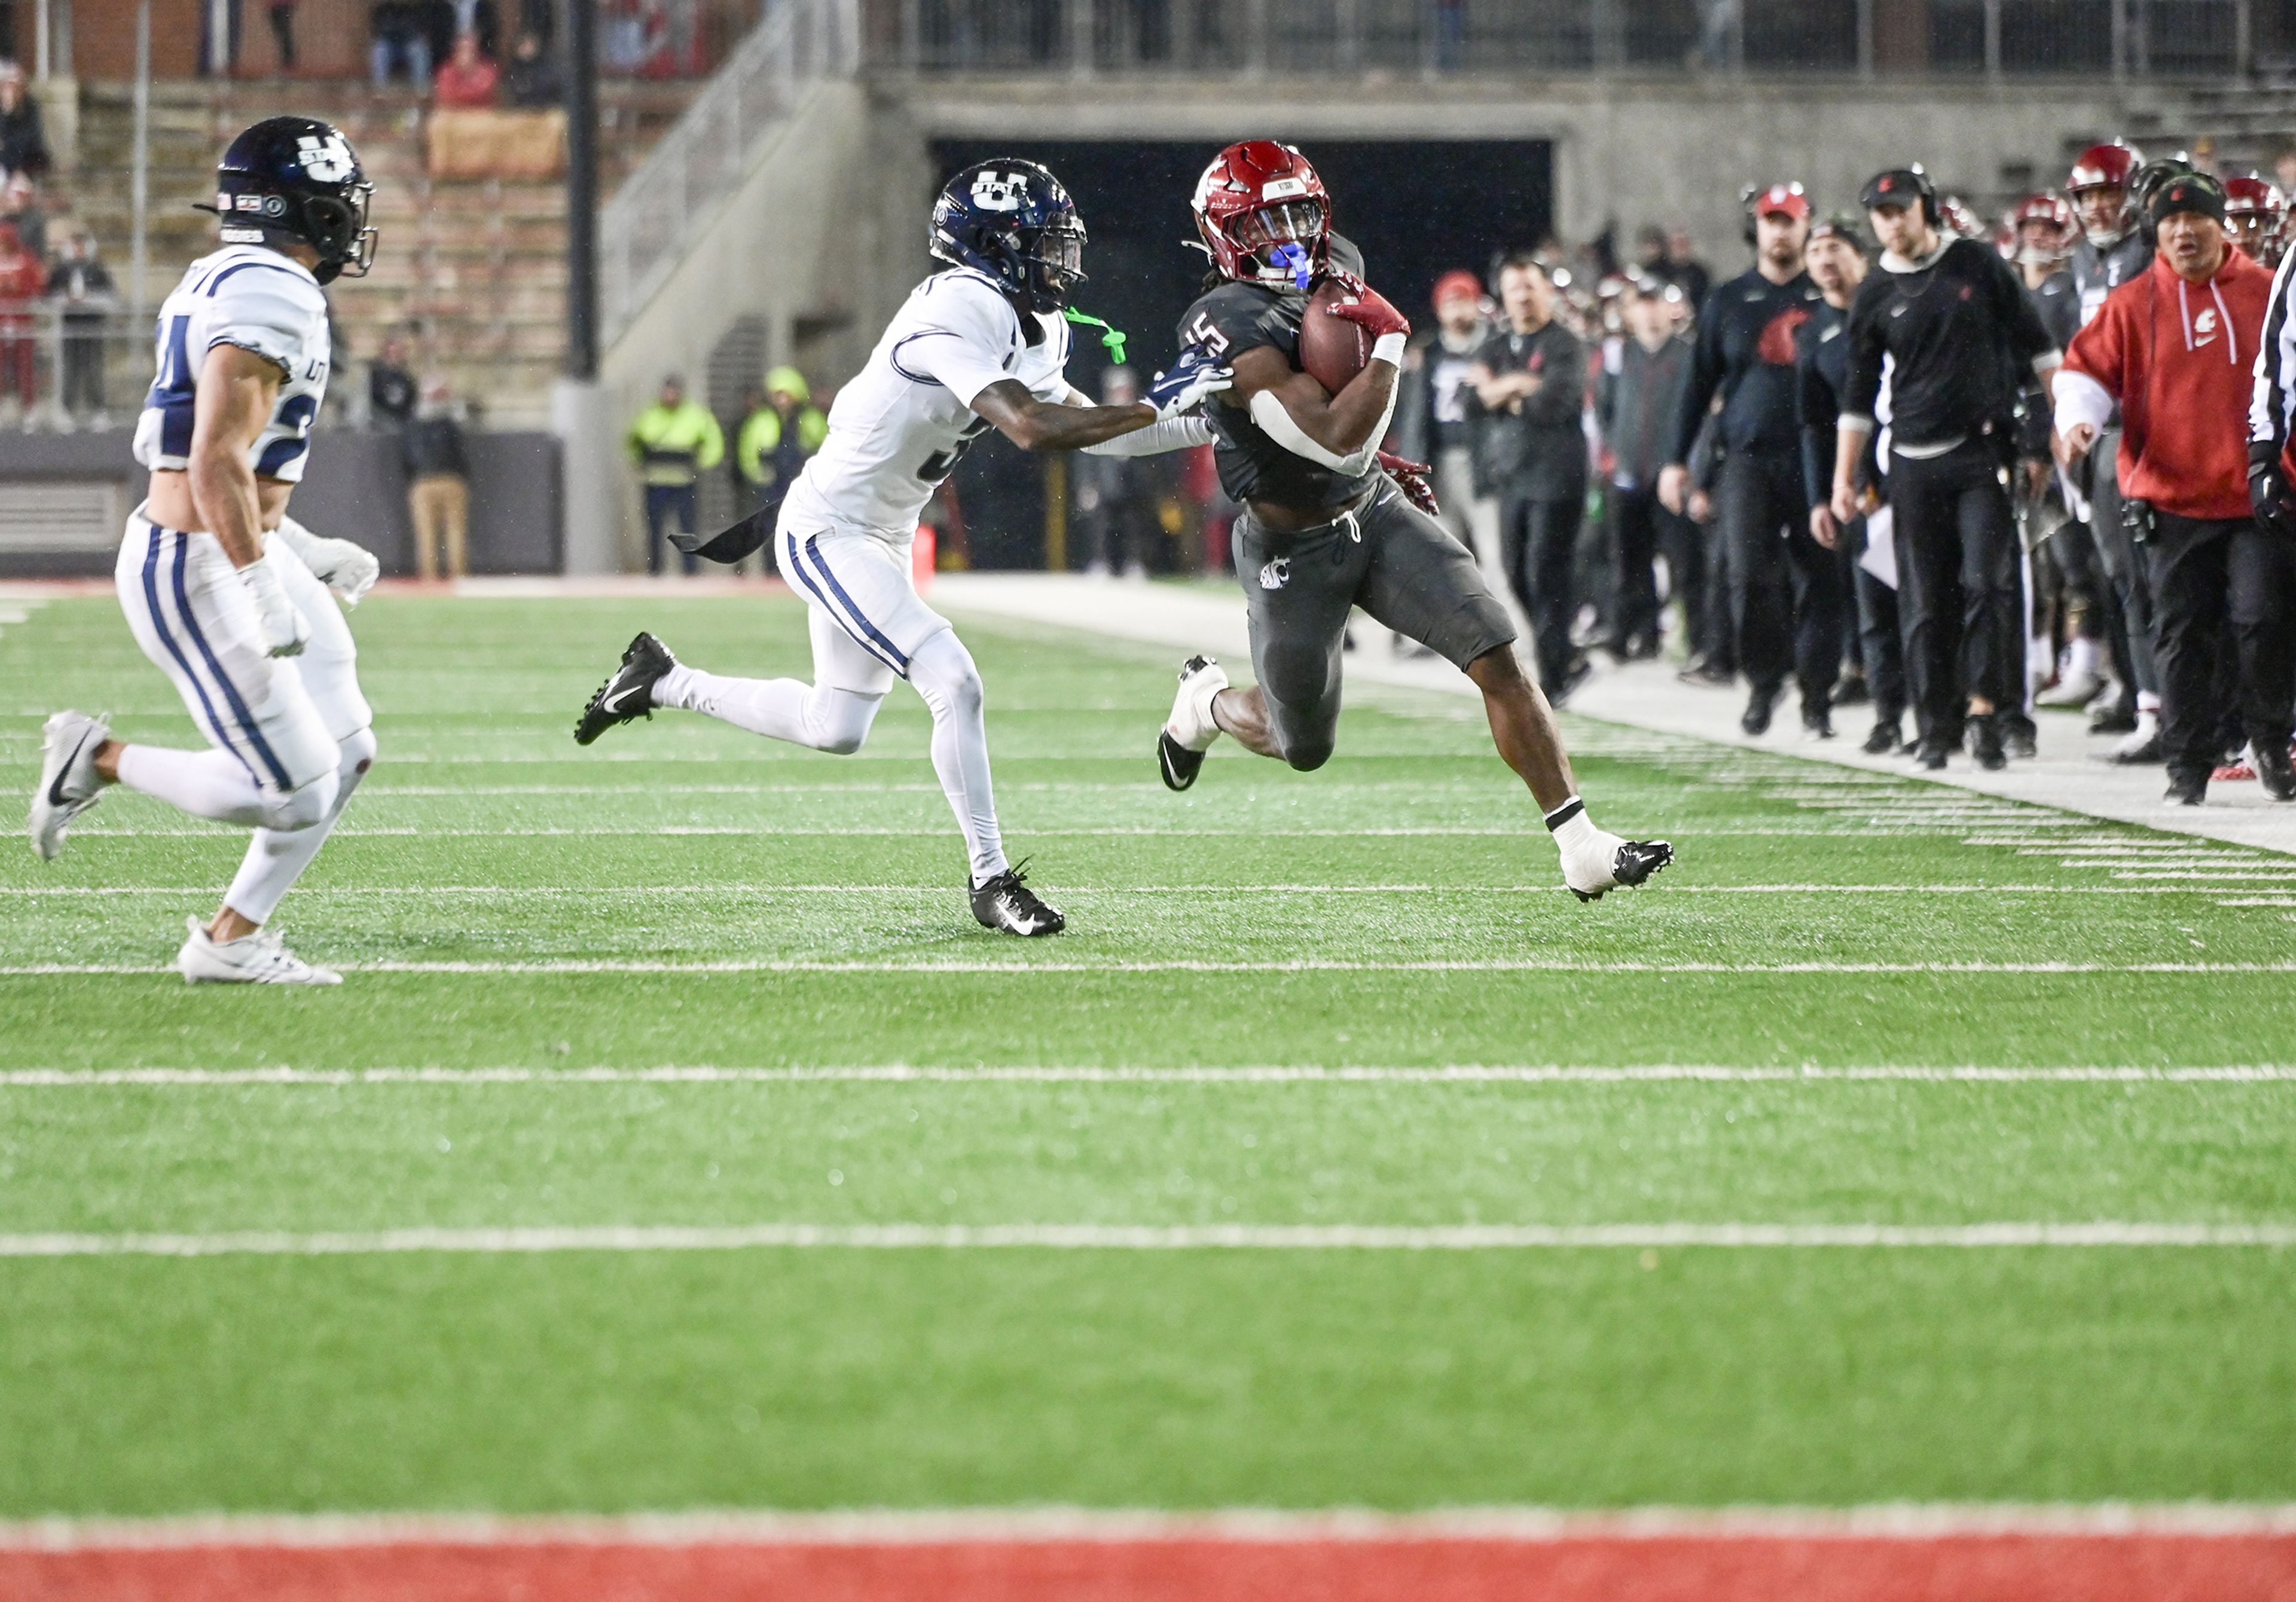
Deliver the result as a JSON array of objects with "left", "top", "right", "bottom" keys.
[
  {"left": 2251, "top": 442, "right": 2296, "bottom": 538},
  {"left": 1378, "top": 451, "right": 1440, "bottom": 516},
  {"left": 1321, "top": 269, "right": 1412, "bottom": 341}
]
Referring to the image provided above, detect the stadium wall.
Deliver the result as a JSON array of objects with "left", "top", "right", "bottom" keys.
[{"left": 883, "top": 74, "right": 2155, "bottom": 275}]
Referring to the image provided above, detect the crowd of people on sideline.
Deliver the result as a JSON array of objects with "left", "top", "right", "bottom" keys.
[
  {"left": 622, "top": 369, "right": 828, "bottom": 576},
  {"left": 1378, "top": 142, "right": 2296, "bottom": 809}
]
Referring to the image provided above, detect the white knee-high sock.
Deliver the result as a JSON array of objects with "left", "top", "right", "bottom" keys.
[
  {"left": 907, "top": 629, "right": 1008, "bottom": 886},
  {"left": 224, "top": 728, "right": 377, "bottom": 926},
  {"left": 655, "top": 664, "right": 881, "bottom": 754},
  {"left": 115, "top": 745, "right": 269, "bottom": 826}
]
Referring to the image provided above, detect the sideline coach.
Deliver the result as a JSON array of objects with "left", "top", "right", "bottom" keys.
[{"left": 1833, "top": 167, "right": 2060, "bottom": 771}]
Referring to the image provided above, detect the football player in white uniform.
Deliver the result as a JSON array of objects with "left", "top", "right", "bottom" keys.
[
  {"left": 576, "top": 161, "right": 1228, "bottom": 935},
  {"left": 29, "top": 117, "right": 384, "bottom": 983}
]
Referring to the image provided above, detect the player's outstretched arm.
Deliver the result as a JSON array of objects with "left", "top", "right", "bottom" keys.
[{"left": 972, "top": 349, "right": 1229, "bottom": 453}]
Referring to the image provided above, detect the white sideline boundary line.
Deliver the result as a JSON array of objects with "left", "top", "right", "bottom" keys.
[
  {"left": 8, "top": 1502, "right": 2296, "bottom": 1550},
  {"left": 0, "top": 882, "right": 2283, "bottom": 897},
  {"left": 0, "top": 956, "right": 2280, "bottom": 977},
  {"left": 4, "top": 1222, "right": 2290, "bottom": 1256},
  {"left": 5, "top": 1065, "right": 2292, "bottom": 1087}
]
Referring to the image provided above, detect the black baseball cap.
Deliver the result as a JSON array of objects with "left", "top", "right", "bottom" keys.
[
  {"left": 2152, "top": 172, "right": 2227, "bottom": 226},
  {"left": 1860, "top": 169, "right": 1928, "bottom": 211},
  {"left": 1809, "top": 212, "right": 1870, "bottom": 253}
]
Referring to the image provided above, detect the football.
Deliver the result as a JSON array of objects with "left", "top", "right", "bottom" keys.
[{"left": 1297, "top": 276, "right": 1373, "bottom": 395}]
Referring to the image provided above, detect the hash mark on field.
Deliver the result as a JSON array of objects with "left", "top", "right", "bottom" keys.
[
  {"left": 5, "top": 1065, "right": 2290, "bottom": 1087},
  {"left": 4, "top": 1222, "right": 2291, "bottom": 1256}
]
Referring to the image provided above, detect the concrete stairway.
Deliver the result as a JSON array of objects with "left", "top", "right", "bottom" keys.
[{"left": 71, "top": 77, "right": 694, "bottom": 427}]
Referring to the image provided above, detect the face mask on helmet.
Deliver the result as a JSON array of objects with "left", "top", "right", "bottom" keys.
[
  {"left": 2071, "top": 186, "right": 2129, "bottom": 247},
  {"left": 1233, "top": 199, "right": 1326, "bottom": 272},
  {"left": 304, "top": 184, "right": 377, "bottom": 283}
]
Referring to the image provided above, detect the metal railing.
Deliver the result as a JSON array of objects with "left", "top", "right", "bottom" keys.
[
  {"left": 600, "top": 0, "right": 862, "bottom": 342},
  {"left": 878, "top": 0, "right": 2256, "bottom": 77},
  {"left": 0, "top": 305, "right": 141, "bottom": 435}
]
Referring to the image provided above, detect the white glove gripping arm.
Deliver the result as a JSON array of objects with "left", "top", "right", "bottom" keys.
[
  {"left": 1083, "top": 414, "right": 1219, "bottom": 457},
  {"left": 274, "top": 516, "right": 382, "bottom": 607},
  {"left": 239, "top": 549, "right": 309, "bottom": 658},
  {"left": 1248, "top": 380, "right": 1399, "bottom": 476}
]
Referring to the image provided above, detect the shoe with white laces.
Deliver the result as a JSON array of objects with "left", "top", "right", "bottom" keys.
[
  {"left": 176, "top": 915, "right": 343, "bottom": 985},
  {"left": 29, "top": 709, "right": 109, "bottom": 860},
  {"left": 1158, "top": 654, "right": 1228, "bottom": 792}
]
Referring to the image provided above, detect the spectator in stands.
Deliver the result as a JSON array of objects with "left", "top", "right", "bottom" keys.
[
  {"left": 267, "top": 0, "right": 299, "bottom": 69},
  {"left": 627, "top": 374, "right": 723, "bottom": 576},
  {"left": 370, "top": 1, "right": 433, "bottom": 89},
  {"left": 404, "top": 375, "right": 473, "bottom": 579},
  {"left": 2, "top": 172, "right": 44, "bottom": 260},
  {"left": 1428, "top": 0, "right": 1466, "bottom": 71},
  {"left": 450, "top": 0, "right": 501, "bottom": 56},
  {"left": 0, "top": 221, "right": 44, "bottom": 421},
  {"left": 44, "top": 227, "right": 113, "bottom": 429},
  {"left": 502, "top": 29, "right": 561, "bottom": 108},
  {"left": 370, "top": 334, "right": 418, "bottom": 429},
  {"left": 434, "top": 30, "right": 500, "bottom": 108},
  {"left": 0, "top": 63, "right": 47, "bottom": 179}
]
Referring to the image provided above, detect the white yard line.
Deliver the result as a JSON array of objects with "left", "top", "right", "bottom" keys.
[
  {"left": 7, "top": 958, "right": 2295, "bottom": 976},
  {"left": 4, "top": 1065, "right": 2289, "bottom": 1087},
  {"left": 8, "top": 1502, "right": 2296, "bottom": 1549},
  {"left": 2, "top": 1221, "right": 2289, "bottom": 1257},
  {"left": 0, "top": 883, "right": 2272, "bottom": 897}
]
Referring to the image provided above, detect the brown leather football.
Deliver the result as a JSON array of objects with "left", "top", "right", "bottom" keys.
[{"left": 1297, "top": 277, "right": 1371, "bottom": 395}]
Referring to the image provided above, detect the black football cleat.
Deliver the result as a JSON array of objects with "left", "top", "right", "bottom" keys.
[
  {"left": 1567, "top": 836, "right": 1676, "bottom": 903},
  {"left": 970, "top": 860, "right": 1065, "bottom": 936},
  {"left": 575, "top": 632, "right": 676, "bottom": 746}
]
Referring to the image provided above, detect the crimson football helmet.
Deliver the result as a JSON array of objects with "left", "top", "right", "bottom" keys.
[
  {"left": 2011, "top": 191, "right": 2076, "bottom": 265},
  {"left": 2068, "top": 140, "right": 2144, "bottom": 247},
  {"left": 2225, "top": 174, "right": 2286, "bottom": 263},
  {"left": 1193, "top": 140, "right": 1331, "bottom": 289}
]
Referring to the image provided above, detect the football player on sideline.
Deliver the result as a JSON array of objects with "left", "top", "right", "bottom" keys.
[
  {"left": 29, "top": 117, "right": 383, "bottom": 984},
  {"left": 1155, "top": 141, "right": 1672, "bottom": 902},
  {"left": 575, "top": 160, "right": 1229, "bottom": 935}
]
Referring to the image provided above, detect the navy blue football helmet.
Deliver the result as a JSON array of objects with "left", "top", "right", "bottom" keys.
[
  {"left": 929, "top": 160, "right": 1086, "bottom": 314},
  {"left": 200, "top": 116, "right": 377, "bottom": 284}
]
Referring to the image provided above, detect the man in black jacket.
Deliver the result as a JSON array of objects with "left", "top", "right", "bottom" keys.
[
  {"left": 1599, "top": 279, "right": 1695, "bottom": 661},
  {"left": 1797, "top": 215, "right": 1903, "bottom": 753},
  {"left": 1469, "top": 253, "right": 1589, "bottom": 698},
  {"left": 1834, "top": 168, "right": 2060, "bottom": 770},
  {"left": 1660, "top": 184, "right": 1836, "bottom": 736}
]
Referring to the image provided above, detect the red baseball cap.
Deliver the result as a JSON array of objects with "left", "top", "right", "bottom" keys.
[
  {"left": 1431, "top": 269, "right": 1483, "bottom": 307},
  {"left": 1754, "top": 183, "right": 1810, "bottom": 221}
]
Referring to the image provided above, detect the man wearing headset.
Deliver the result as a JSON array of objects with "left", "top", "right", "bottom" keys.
[
  {"left": 1659, "top": 184, "right": 1838, "bottom": 740},
  {"left": 1833, "top": 167, "right": 2060, "bottom": 772}
]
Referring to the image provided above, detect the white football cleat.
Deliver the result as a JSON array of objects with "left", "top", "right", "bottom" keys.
[
  {"left": 176, "top": 915, "right": 343, "bottom": 985},
  {"left": 29, "top": 709, "right": 109, "bottom": 860},
  {"left": 1560, "top": 827, "right": 1675, "bottom": 903},
  {"left": 1157, "top": 654, "right": 1229, "bottom": 792}
]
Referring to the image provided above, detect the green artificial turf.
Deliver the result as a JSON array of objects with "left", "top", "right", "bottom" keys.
[{"left": 1, "top": 591, "right": 2292, "bottom": 1516}]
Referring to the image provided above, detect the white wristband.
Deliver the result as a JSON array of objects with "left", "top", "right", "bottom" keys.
[{"left": 1370, "top": 332, "right": 1409, "bottom": 368}]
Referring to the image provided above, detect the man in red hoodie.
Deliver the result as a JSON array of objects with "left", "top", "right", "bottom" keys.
[{"left": 2056, "top": 172, "right": 2295, "bottom": 805}]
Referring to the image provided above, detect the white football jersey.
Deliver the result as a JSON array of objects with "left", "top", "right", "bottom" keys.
[
  {"left": 135, "top": 244, "right": 331, "bottom": 485},
  {"left": 780, "top": 268, "right": 1072, "bottom": 540}
]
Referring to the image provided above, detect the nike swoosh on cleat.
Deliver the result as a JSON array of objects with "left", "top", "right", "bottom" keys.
[
  {"left": 47, "top": 728, "right": 93, "bottom": 808},
  {"left": 600, "top": 683, "right": 644, "bottom": 714}
]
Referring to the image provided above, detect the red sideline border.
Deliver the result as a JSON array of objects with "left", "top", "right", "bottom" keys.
[{"left": 6, "top": 1506, "right": 2295, "bottom": 1602}]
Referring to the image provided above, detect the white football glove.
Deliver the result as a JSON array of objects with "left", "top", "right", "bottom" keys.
[
  {"left": 276, "top": 518, "right": 381, "bottom": 608},
  {"left": 238, "top": 551, "right": 309, "bottom": 658}
]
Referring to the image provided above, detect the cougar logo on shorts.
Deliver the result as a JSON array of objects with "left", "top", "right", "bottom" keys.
[{"left": 1258, "top": 557, "right": 1290, "bottom": 590}]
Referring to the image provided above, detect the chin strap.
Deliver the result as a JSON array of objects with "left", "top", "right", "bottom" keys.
[{"left": 1062, "top": 307, "right": 1128, "bottom": 366}]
